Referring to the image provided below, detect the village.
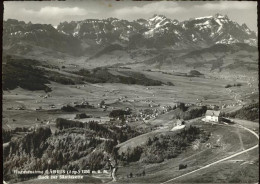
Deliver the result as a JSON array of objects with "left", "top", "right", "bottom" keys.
[
  {"left": 3, "top": 87, "right": 240, "bottom": 132},
  {"left": 2, "top": 59, "right": 258, "bottom": 184},
  {"left": 2, "top": 1, "right": 259, "bottom": 183}
]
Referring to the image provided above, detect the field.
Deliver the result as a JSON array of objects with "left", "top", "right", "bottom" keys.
[
  {"left": 114, "top": 121, "right": 259, "bottom": 183},
  {"left": 3, "top": 65, "right": 257, "bottom": 130},
  {"left": 173, "top": 147, "right": 259, "bottom": 183},
  {"left": 2, "top": 61, "right": 259, "bottom": 184}
]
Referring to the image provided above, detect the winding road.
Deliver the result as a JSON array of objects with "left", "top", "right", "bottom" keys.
[{"left": 160, "top": 122, "right": 259, "bottom": 184}]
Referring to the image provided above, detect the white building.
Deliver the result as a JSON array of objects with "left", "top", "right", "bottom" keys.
[
  {"left": 175, "top": 119, "right": 185, "bottom": 126},
  {"left": 171, "top": 119, "right": 185, "bottom": 131},
  {"left": 205, "top": 110, "right": 221, "bottom": 122}
]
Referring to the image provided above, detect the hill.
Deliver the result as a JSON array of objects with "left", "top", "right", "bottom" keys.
[{"left": 224, "top": 102, "right": 259, "bottom": 121}]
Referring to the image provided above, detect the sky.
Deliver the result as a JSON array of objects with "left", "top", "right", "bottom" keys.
[{"left": 3, "top": 0, "right": 258, "bottom": 32}]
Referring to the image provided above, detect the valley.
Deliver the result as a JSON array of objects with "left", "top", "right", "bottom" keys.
[
  {"left": 2, "top": 58, "right": 259, "bottom": 183},
  {"left": 2, "top": 12, "right": 259, "bottom": 184}
]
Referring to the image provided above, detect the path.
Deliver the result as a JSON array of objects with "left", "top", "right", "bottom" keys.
[{"left": 160, "top": 122, "right": 259, "bottom": 184}]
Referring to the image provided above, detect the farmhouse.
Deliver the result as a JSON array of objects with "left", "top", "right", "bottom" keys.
[
  {"left": 175, "top": 119, "right": 185, "bottom": 126},
  {"left": 205, "top": 110, "right": 221, "bottom": 122}
]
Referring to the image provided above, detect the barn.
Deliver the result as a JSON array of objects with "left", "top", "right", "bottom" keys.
[{"left": 205, "top": 110, "right": 221, "bottom": 122}]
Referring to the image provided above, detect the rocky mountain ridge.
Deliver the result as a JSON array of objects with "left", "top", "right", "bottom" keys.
[
  {"left": 3, "top": 14, "right": 257, "bottom": 56},
  {"left": 57, "top": 14, "right": 257, "bottom": 48}
]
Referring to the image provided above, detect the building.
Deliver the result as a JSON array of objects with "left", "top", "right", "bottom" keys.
[
  {"left": 171, "top": 119, "right": 185, "bottom": 131},
  {"left": 205, "top": 110, "right": 221, "bottom": 122},
  {"left": 173, "top": 119, "right": 185, "bottom": 126}
]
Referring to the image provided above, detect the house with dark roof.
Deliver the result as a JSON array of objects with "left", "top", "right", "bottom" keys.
[{"left": 205, "top": 110, "right": 221, "bottom": 122}]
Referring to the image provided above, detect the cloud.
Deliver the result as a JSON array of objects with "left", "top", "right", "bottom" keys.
[
  {"left": 194, "top": 1, "right": 256, "bottom": 10},
  {"left": 17, "top": 6, "right": 99, "bottom": 25},
  {"left": 114, "top": 1, "right": 185, "bottom": 18},
  {"left": 21, "top": 6, "right": 93, "bottom": 18}
]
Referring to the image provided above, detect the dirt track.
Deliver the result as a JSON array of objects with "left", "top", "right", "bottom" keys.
[{"left": 160, "top": 121, "right": 259, "bottom": 184}]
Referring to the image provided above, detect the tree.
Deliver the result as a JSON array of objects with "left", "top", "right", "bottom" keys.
[
  {"left": 129, "top": 172, "right": 133, "bottom": 178},
  {"left": 179, "top": 103, "right": 186, "bottom": 111},
  {"left": 142, "top": 170, "right": 146, "bottom": 176},
  {"left": 147, "top": 137, "right": 152, "bottom": 146},
  {"left": 99, "top": 100, "right": 105, "bottom": 108}
]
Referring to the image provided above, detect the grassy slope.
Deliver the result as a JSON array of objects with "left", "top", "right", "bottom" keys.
[{"left": 115, "top": 121, "right": 259, "bottom": 183}]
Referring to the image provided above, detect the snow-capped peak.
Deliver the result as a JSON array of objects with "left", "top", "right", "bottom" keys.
[
  {"left": 213, "top": 13, "right": 228, "bottom": 19},
  {"left": 149, "top": 14, "right": 167, "bottom": 22},
  {"left": 147, "top": 14, "right": 172, "bottom": 29},
  {"left": 195, "top": 16, "right": 213, "bottom": 20},
  {"left": 194, "top": 14, "right": 229, "bottom": 21},
  {"left": 213, "top": 14, "right": 230, "bottom": 33}
]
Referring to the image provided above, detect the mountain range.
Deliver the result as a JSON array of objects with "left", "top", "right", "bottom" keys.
[
  {"left": 3, "top": 14, "right": 257, "bottom": 56},
  {"left": 2, "top": 13, "right": 258, "bottom": 85}
]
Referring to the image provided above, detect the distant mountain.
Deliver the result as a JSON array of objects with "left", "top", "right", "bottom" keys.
[
  {"left": 3, "top": 14, "right": 257, "bottom": 56},
  {"left": 56, "top": 13, "right": 257, "bottom": 49},
  {"left": 3, "top": 19, "right": 83, "bottom": 56},
  {"left": 137, "top": 42, "right": 258, "bottom": 75},
  {"left": 181, "top": 14, "right": 257, "bottom": 46}
]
